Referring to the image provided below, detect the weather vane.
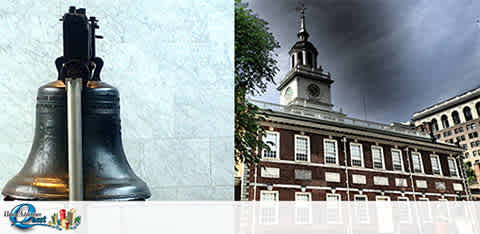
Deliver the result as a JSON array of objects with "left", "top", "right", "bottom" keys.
[
  {"left": 296, "top": 2, "right": 307, "bottom": 33},
  {"left": 296, "top": 2, "right": 306, "bottom": 16}
]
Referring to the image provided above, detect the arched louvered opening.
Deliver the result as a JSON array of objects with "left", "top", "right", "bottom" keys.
[
  {"left": 306, "top": 51, "right": 312, "bottom": 67},
  {"left": 297, "top": 52, "right": 303, "bottom": 66}
]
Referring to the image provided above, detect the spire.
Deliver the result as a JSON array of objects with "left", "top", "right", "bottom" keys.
[{"left": 296, "top": 3, "right": 309, "bottom": 41}]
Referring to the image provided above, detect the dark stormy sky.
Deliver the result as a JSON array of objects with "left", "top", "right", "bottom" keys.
[{"left": 246, "top": 0, "right": 480, "bottom": 123}]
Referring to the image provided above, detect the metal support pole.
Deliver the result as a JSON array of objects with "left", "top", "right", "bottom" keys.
[
  {"left": 405, "top": 147, "right": 417, "bottom": 201},
  {"left": 253, "top": 164, "right": 258, "bottom": 201},
  {"left": 342, "top": 137, "right": 350, "bottom": 201},
  {"left": 66, "top": 78, "right": 84, "bottom": 201},
  {"left": 458, "top": 155, "right": 472, "bottom": 201}
]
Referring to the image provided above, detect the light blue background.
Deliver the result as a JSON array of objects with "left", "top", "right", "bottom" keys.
[{"left": 0, "top": 0, "right": 233, "bottom": 200}]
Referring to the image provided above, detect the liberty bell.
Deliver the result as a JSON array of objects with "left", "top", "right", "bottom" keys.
[{"left": 2, "top": 7, "right": 151, "bottom": 200}]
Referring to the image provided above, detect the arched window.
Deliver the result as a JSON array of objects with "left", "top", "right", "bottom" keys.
[
  {"left": 306, "top": 51, "right": 312, "bottom": 66},
  {"left": 476, "top": 102, "right": 480, "bottom": 118},
  {"left": 431, "top": 118, "right": 439, "bottom": 132},
  {"left": 441, "top": 115, "right": 449, "bottom": 128},
  {"left": 464, "top": 106, "right": 473, "bottom": 122},
  {"left": 297, "top": 52, "right": 303, "bottom": 66},
  {"left": 291, "top": 55, "right": 295, "bottom": 68},
  {"left": 452, "top": 111, "right": 460, "bottom": 124}
]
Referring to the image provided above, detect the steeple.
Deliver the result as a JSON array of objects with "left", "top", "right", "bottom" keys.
[
  {"left": 297, "top": 5, "right": 309, "bottom": 41},
  {"left": 278, "top": 3, "right": 336, "bottom": 113},
  {"left": 288, "top": 5, "right": 318, "bottom": 69}
]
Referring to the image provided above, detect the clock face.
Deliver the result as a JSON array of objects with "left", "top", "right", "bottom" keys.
[
  {"left": 285, "top": 87, "right": 293, "bottom": 101},
  {"left": 307, "top": 84, "right": 321, "bottom": 98}
]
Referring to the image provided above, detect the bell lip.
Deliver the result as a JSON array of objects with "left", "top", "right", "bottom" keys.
[
  {"left": 1, "top": 191, "right": 68, "bottom": 201},
  {"left": 1, "top": 191, "right": 152, "bottom": 201}
]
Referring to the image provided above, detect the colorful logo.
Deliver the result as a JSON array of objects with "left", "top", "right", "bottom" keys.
[{"left": 4, "top": 203, "right": 81, "bottom": 231}]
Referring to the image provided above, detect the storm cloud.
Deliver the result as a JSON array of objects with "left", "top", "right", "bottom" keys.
[{"left": 247, "top": 0, "right": 480, "bottom": 123}]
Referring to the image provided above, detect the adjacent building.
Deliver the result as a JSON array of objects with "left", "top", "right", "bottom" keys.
[
  {"left": 237, "top": 9, "right": 469, "bottom": 202},
  {"left": 411, "top": 86, "right": 480, "bottom": 197}
]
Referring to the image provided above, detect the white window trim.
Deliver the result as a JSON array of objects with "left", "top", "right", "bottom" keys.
[
  {"left": 391, "top": 149, "right": 404, "bottom": 172},
  {"left": 294, "top": 134, "right": 310, "bottom": 162},
  {"left": 295, "top": 192, "right": 312, "bottom": 202},
  {"left": 418, "top": 197, "right": 429, "bottom": 201},
  {"left": 349, "top": 142, "right": 364, "bottom": 167},
  {"left": 371, "top": 146, "right": 385, "bottom": 169},
  {"left": 323, "top": 139, "right": 339, "bottom": 165},
  {"left": 354, "top": 194, "right": 368, "bottom": 201},
  {"left": 448, "top": 157, "right": 459, "bottom": 178},
  {"left": 260, "top": 190, "right": 279, "bottom": 201},
  {"left": 411, "top": 152, "right": 424, "bottom": 174},
  {"left": 326, "top": 193, "right": 341, "bottom": 201},
  {"left": 262, "top": 131, "right": 280, "bottom": 160},
  {"left": 430, "top": 154, "right": 443, "bottom": 176},
  {"left": 376, "top": 196, "right": 391, "bottom": 201},
  {"left": 398, "top": 196, "right": 409, "bottom": 201}
]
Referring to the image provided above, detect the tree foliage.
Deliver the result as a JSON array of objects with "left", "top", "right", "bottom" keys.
[
  {"left": 465, "top": 162, "right": 477, "bottom": 185},
  {"left": 235, "top": 0, "right": 280, "bottom": 168}
]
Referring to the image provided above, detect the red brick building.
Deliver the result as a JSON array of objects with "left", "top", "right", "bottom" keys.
[{"left": 238, "top": 9, "right": 469, "bottom": 202}]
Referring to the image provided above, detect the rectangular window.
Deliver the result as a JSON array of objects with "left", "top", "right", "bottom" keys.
[
  {"left": 295, "top": 192, "right": 311, "bottom": 202},
  {"left": 262, "top": 131, "right": 279, "bottom": 159},
  {"left": 260, "top": 191, "right": 279, "bottom": 201},
  {"left": 354, "top": 195, "right": 369, "bottom": 224},
  {"left": 350, "top": 143, "right": 363, "bottom": 167},
  {"left": 324, "top": 139, "right": 338, "bottom": 164},
  {"left": 326, "top": 193, "right": 341, "bottom": 201},
  {"left": 411, "top": 152, "right": 423, "bottom": 173},
  {"left": 448, "top": 158, "right": 458, "bottom": 177},
  {"left": 398, "top": 197, "right": 409, "bottom": 201},
  {"left": 354, "top": 195, "right": 368, "bottom": 201},
  {"left": 295, "top": 192, "right": 312, "bottom": 224},
  {"left": 376, "top": 196, "right": 390, "bottom": 201},
  {"left": 295, "top": 135, "right": 310, "bottom": 162},
  {"left": 372, "top": 146, "right": 384, "bottom": 169},
  {"left": 430, "top": 155, "right": 442, "bottom": 175},
  {"left": 392, "top": 149, "right": 403, "bottom": 171}
]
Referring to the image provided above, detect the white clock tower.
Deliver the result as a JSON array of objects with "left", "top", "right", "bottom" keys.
[{"left": 278, "top": 7, "right": 342, "bottom": 117}]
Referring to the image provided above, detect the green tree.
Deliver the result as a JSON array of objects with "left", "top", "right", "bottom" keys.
[
  {"left": 465, "top": 162, "right": 477, "bottom": 184},
  {"left": 235, "top": 0, "right": 280, "bottom": 168}
]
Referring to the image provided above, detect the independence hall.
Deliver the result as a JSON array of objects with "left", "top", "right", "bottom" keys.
[{"left": 237, "top": 10, "right": 469, "bottom": 202}]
